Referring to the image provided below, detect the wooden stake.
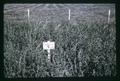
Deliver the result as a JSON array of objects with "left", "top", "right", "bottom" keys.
[
  {"left": 68, "top": 9, "right": 71, "bottom": 20},
  {"left": 27, "top": 9, "right": 30, "bottom": 21},
  {"left": 108, "top": 9, "right": 111, "bottom": 24}
]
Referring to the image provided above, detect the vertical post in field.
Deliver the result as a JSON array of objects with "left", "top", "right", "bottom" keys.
[
  {"left": 27, "top": 9, "right": 32, "bottom": 45},
  {"left": 68, "top": 9, "right": 71, "bottom": 20},
  {"left": 108, "top": 9, "right": 111, "bottom": 24},
  {"left": 27, "top": 9, "right": 30, "bottom": 21}
]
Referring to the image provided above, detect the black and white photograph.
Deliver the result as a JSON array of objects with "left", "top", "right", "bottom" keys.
[{"left": 4, "top": 4, "right": 116, "bottom": 78}]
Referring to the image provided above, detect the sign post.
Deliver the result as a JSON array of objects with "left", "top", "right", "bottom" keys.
[{"left": 43, "top": 41, "right": 55, "bottom": 61}]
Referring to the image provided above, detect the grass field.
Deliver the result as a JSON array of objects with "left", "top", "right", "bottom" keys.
[{"left": 4, "top": 4, "right": 116, "bottom": 77}]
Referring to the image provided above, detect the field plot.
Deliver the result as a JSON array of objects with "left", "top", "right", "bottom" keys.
[{"left": 4, "top": 4, "right": 116, "bottom": 77}]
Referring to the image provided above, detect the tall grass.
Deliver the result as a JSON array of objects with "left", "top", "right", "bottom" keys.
[{"left": 4, "top": 17, "right": 116, "bottom": 77}]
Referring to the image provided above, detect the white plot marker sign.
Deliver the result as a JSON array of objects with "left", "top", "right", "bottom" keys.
[
  {"left": 43, "top": 41, "right": 55, "bottom": 61},
  {"left": 108, "top": 9, "right": 111, "bottom": 23},
  {"left": 68, "top": 9, "right": 71, "bottom": 20}
]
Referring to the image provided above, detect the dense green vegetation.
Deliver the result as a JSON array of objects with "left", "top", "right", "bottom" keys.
[{"left": 4, "top": 4, "right": 116, "bottom": 78}]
